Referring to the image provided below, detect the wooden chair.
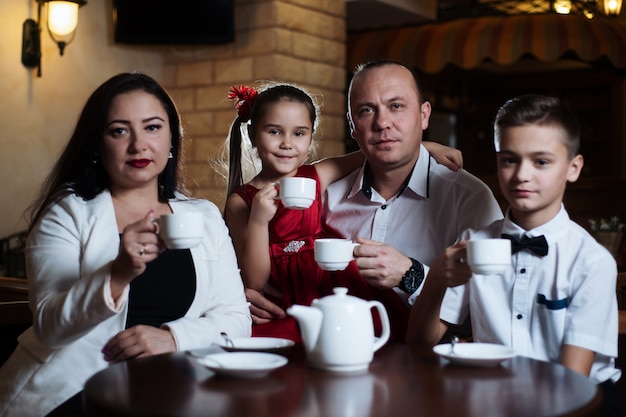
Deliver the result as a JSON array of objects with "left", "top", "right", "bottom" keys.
[
  {"left": 0, "top": 300, "right": 31, "bottom": 326},
  {"left": 0, "top": 276, "right": 28, "bottom": 302}
]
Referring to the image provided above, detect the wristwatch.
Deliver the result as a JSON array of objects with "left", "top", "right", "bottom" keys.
[{"left": 398, "top": 258, "right": 424, "bottom": 293}]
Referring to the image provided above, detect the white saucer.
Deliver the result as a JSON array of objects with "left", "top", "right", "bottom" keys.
[
  {"left": 196, "top": 352, "right": 288, "bottom": 378},
  {"left": 219, "top": 337, "right": 295, "bottom": 353},
  {"left": 433, "top": 343, "right": 516, "bottom": 367}
]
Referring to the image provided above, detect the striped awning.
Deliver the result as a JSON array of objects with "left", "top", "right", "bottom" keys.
[{"left": 347, "top": 14, "right": 626, "bottom": 73}]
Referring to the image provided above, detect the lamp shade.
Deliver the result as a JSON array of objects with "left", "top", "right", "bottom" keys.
[
  {"left": 47, "top": 1, "right": 79, "bottom": 37},
  {"left": 604, "top": 0, "right": 623, "bottom": 15},
  {"left": 553, "top": 0, "right": 572, "bottom": 14},
  {"left": 40, "top": 0, "right": 86, "bottom": 56}
]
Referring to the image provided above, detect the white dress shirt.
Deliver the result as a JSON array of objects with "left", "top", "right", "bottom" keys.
[
  {"left": 440, "top": 206, "right": 621, "bottom": 384},
  {"left": 323, "top": 144, "right": 503, "bottom": 303}
]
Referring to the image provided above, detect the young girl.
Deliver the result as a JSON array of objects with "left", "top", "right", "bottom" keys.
[{"left": 224, "top": 83, "right": 462, "bottom": 341}]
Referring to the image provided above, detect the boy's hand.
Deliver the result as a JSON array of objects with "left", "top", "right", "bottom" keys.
[
  {"left": 423, "top": 141, "right": 463, "bottom": 172},
  {"left": 428, "top": 241, "right": 472, "bottom": 288}
]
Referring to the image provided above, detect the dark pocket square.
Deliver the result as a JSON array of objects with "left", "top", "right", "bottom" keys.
[{"left": 536, "top": 294, "right": 568, "bottom": 310}]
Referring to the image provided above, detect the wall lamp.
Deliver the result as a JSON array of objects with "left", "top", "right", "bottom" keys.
[{"left": 22, "top": 0, "right": 87, "bottom": 77}]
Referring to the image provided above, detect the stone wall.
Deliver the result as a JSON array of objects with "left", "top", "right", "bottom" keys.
[{"left": 161, "top": 0, "right": 347, "bottom": 210}]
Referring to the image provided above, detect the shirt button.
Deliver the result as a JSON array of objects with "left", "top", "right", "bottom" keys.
[
  {"left": 520, "top": 268, "right": 526, "bottom": 273},
  {"left": 517, "top": 314, "right": 523, "bottom": 320},
  {"left": 381, "top": 205, "right": 387, "bottom": 210}
]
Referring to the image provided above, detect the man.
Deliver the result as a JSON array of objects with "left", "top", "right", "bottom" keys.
[
  {"left": 247, "top": 60, "right": 502, "bottom": 333},
  {"left": 323, "top": 60, "right": 502, "bottom": 305}
]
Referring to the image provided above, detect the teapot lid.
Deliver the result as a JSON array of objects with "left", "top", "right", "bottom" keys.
[
  {"left": 314, "top": 287, "right": 362, "bottom": 308},
  {"left": 332, "top": 287, "right": 348, "bottom": 297}
]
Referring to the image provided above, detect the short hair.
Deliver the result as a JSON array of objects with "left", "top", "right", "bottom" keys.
[
  {"left": 348, "top": 60, "right": 425, "bottom": 105},
  {"left": 494, "top": 94, "right": 580, "bottom": 159},
  {"left": 27, "top": 72, "right": 185, "bottom": 232}
]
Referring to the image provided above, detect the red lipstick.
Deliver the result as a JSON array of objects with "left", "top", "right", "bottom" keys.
[{"left": 129, "top": 159, "right": 151, "bottom": 168}]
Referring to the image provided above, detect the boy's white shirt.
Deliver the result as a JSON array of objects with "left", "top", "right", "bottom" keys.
[{"left": 440, "top": 205, "right": 621, "bottom": 384}]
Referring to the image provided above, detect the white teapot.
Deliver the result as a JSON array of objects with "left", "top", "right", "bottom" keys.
[{"left": 287, "top": 287, "right": 390, "bottom": 372}]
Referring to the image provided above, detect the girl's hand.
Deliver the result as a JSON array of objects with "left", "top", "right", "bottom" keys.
[
  {"left": 249, "top": 183, "right": 279, "bottom": 225},
  {"left": 102, "top": 325, "right": 176, "bottom": 363},
  {"left": 245, "top": 287, "right": 286, "bottom": 324}
]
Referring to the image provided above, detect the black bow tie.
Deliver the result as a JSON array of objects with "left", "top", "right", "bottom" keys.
[{"left": 501, "top": 234, "right": 549, "bottom": 257}]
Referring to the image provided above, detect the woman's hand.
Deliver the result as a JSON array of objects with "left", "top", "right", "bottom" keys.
[
  {"left": 102, "top": 325, "right": 176, "bottom": 363},
  {"left": 110, "top": 210, "right": 164, "bottom": 298}
]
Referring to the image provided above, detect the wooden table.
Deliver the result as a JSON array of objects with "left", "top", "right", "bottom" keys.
[{"left": 83, "top": 343, "right": 602, "bottom": 417}]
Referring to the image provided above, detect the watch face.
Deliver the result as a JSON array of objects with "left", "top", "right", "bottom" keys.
[
  {"left": 403, "top": 270, "right": 419, "bottom": 293},
  {"left": 401, "top": 260, "right": 424, "bottom": 293}
]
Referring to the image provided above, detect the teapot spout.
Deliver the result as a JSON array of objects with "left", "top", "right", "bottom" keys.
[{"left": 287, "top": 304, "right": 322, "bottom": 352}]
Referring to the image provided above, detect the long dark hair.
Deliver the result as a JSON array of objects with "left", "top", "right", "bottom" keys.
[
  {"left": 26, "top": 72, "right": 185, "bottom": 233},
  {"left": 226, "top": 83, "right": 318, "bottom": 196}
]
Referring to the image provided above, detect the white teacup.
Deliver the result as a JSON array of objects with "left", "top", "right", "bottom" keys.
[
  {"left": 278, "top": 177, "right": 316, "bottom": 210},
  {"left": 466, "top": 238, "right": 511, "bottom": 275},
  {"left": 314, "top": 238, "right": 359, "bottom": 271},
  {"left": 155, "top": 212, "right": 204, "bottom": 249}
]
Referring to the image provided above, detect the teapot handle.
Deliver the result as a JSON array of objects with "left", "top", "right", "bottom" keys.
[{"left": 369, "top": 300, "right": 391, "bottom": 352}]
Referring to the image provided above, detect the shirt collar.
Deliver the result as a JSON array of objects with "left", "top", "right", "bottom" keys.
[
  {"left": 346, "top": 144, "right": 431, "bottom": 201},
  {"left": 501, "top": 204, "right": 570, "bottom": 243}
]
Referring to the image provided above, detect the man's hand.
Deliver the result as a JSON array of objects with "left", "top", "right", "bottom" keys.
[
  {"left": 245, "top": 287, "right": 286, "bottom": 325},
  {"left": 352, "top": 237, "right": 413, "bottom": 289}
]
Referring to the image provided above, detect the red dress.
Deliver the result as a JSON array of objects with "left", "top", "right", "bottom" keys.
[{"left": 235, "top": 165, "right": 409, "bottom": 342}]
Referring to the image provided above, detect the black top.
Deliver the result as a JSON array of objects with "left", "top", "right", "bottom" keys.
[{"left": 125, "top": 248, "right": 196, "bottom": 329}]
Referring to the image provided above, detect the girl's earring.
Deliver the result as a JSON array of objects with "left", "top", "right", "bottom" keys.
[
  {"left": 92, "top": 153, "right": 99, "bottom": 164},
  {"left": 168, "top": 148, "right": 173, "bottom": 159}
]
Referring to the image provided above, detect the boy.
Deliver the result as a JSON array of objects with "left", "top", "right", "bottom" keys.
[{"left": 406, "top": 94, "right": 620, "bottom": 415}]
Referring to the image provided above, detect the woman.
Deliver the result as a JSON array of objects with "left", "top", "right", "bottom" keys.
[{"left": 0, "top": 73, "right": 251, "bottom": 417}]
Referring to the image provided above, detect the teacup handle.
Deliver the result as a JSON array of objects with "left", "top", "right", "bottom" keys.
[
  {"left": 369, "top": 300, "right": 391, "bottom": 352},
  {"left": 351, "top": 242, "right": 361, "bottom": 261},
  {"left": 151, "top": 218, "right": 160, "bottom": 234}
]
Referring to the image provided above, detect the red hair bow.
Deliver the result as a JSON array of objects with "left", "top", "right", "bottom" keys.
[{"left": 227, "top": 85, "right": 258, "bottom": 121}]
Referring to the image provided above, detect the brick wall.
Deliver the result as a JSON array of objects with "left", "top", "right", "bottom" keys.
[{"left": 161, "top": 0, "right": 347, "bottom": 210}]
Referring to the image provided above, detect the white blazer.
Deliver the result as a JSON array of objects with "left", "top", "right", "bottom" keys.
[{"left": 0, "top": 190, "right": 251, "bottom": 416}]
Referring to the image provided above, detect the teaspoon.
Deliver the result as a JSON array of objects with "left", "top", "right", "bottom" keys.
[
  {"left": 450, "top": 335, "right": 459, "bottom": 355},
  {"left": 220, "top": 332, "right": 235, "bottom": 348}
]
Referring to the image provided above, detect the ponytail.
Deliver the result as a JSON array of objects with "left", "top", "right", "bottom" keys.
[{"left": 227, "top": 117, "right": 244, "bottom": 196}]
